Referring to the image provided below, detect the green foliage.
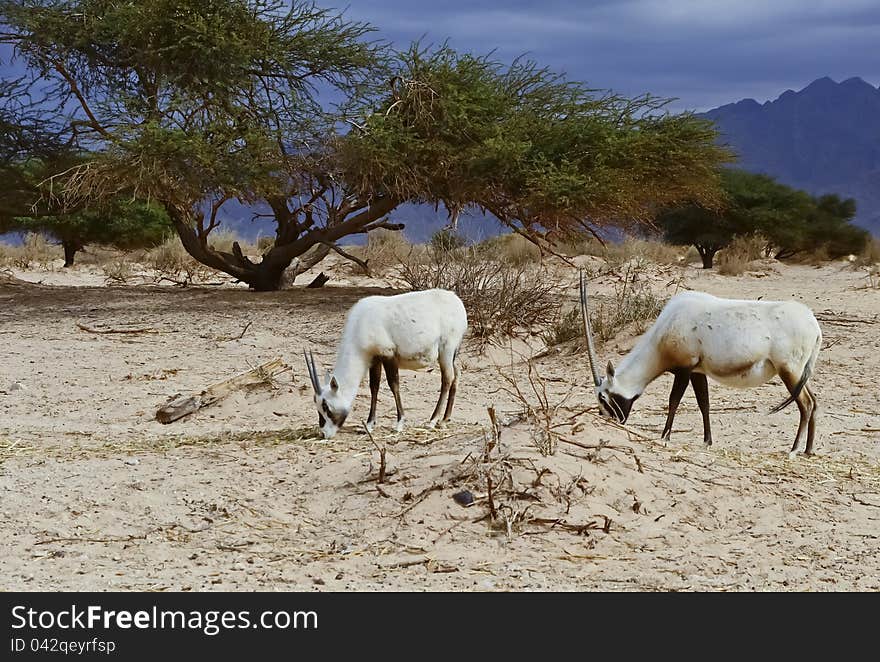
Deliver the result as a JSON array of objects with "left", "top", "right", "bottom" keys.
[
  {"left": 657, "top": 169, "right": 868, "bottom": 267},
  {"left": 340, "top": 44, "right": 732, "bottom": 240},
  {"left": 1, "top": 0, "right": 387, "bottom": 203},
  {"left": 3, "top": 2, "right": 732, "bottom": 287},
  {"left": 10, "top": 196, "right": 173, "bottom": 256}
]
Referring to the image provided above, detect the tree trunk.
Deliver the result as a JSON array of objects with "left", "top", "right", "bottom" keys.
[
  {"left": 163, "top": 197, "right": 397, "bottom": 291},
  {"left": 62, "top": 240, "right": 81, "bottom": 267},
  {"left": 696, "top": 245, "right": 716, "bottom": 269}
]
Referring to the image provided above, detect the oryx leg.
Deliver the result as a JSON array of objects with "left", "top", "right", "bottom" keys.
[
  {"left": 382, "top": 358, "right": 405, "bottom": 432},
  {"left": 779, "top": 368, "right": 814, "bottom": 456},
  {"left": 690, "top": 372, "right": 712, "bottom": 446},
  {"left": 804, "top": 384, "right": 818, "bottom": 456},
  {"left": 365, "top": 357, "right": 382, "bottom": 432},
  {"left": 661, "top": 370, "right": 691, "bottom": 440},
  {"left": 442, "top": 362, "right": 460, "bottom": 423},
  {"left": 428, "top": 346, "right": 458, "bottom": 427}
]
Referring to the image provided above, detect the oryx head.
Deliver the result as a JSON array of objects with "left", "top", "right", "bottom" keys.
[
  {"left": 304, "top": 350, "right": 349, "bottom": 439},
  {"left": 579, "top": 271, "right": 639, "bottom": 424}
]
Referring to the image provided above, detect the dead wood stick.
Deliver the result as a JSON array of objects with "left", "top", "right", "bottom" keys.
[
  {"left": 306, "top": 272, "right": 330, "bottom": 288},
  {"left": 324, "top": 242, "right": 371, "bottom": 275},
  {"left": 156, "top": 357, "right": 286, "bottom": 424},
  {"left": 76, "top": 322, "right": 157, "bottom": 335},
  {"left": 363, "top": 422, "right": 387, "bottom": 484},
  {"left": 559, "top": 437, "right": 645, "bottom": 473},
  {"left": 221, "top": 321, "right": 252, "bottom": 342}
]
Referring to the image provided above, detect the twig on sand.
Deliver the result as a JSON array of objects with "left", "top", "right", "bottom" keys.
[
  {"left": 559, "top": 436, "right": 645, "bottom": 473},
  {"left": 363, "top": 422, "right": 387, "bottom": 484},
  {"left": 220, "top": 321, "right": 252, "bottom": 342},
  {"left": 76, "top": 323, "right": 158, "bottom": 335}
]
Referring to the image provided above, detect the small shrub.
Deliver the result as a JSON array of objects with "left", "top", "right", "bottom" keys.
[
  {"left": 75, "top": 246, "right": 125, "bottom": 266},
  {"left": 477, "top": 233, "right": 543, "bottom": 266},
  {"left": 1, "top": 233, "right": 57, "bottom": 269},
  {"left": 257, "top": 235, "right": 275, "bottom": 253},
  {"left": 146, "top": 236, "right": 211, "bottom": 284},
  {"left": 542, "top": 307, "right": 582, "bottom": 346},
  {"left": 429, "top": 229, "right": 467, "bottom": 253},
  {"left": 589, "top": 267, "right": 667, "bottom": 341},
  {"left": 103, "top": 259, "right": 134, "bottom": 284},
  {"left": 357, "top": 228, "right": 412, "bottom": 275},
  {"left": 852, "top": 237, "right": 880, "bottom": 268},
  {"left": 208, "top": 229, "right": 256, "bottom": 256},
  {"left": 396, "top": 246, "right": 559, "bottom": 343},
  {"left": 717, "top": 234, "right": 767, "bottom": 275}
]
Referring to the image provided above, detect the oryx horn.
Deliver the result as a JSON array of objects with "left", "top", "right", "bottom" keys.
[
  {"left": 579, "top": 269, "right": 602, "bottom": 387},
  {"left": 304, "top": 350, "right": 321, "bottom": 393}
]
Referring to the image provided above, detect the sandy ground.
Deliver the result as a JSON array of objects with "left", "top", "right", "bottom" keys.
[{"left": 1, "top": 254, "right": 878, "bottom": 591}]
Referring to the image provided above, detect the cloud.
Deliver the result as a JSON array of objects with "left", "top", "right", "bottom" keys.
[{"left": 343, "top": 0, "right": 880, "bottom": 110}]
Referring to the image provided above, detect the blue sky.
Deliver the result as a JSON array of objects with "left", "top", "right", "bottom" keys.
[{"left": 343, "top": 0, "right": 880, "bottom": 111}]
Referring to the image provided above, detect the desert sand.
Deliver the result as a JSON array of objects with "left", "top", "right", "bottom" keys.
[{"left": 1, "top": 253, "right": 878, "bottom": 591}]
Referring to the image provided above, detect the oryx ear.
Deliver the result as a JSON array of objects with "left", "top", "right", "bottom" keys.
[
  {"left": 606, "top": 361, "right": 615, "bottom": 379},
  {"left": 329, "top": 375, "right": 339, "bottom": 391}
]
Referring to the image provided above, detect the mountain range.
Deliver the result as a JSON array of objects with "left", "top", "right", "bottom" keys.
[{"left": 702, "top": 76, "right": 880, "bottom": 235}]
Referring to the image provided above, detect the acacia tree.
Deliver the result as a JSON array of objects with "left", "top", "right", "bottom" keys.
[
  {"left": 658, "top": 169, "right": 867, "bottom": 267},
  {"left": 8, "top": 195, "right": 173, "bottom": 265},
  {"left": 3, "top": 1, "right": 732, "bottom": 290}
]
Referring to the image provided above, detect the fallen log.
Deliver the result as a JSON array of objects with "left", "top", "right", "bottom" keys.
[{"left": 156, "top": 358, "right": 286, "bottom": 424}]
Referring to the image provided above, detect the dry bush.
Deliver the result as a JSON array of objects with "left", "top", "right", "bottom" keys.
[
  {"left": 717, "top": 234, "right": 767, "bottom": 276},
  {"left": 852, "top": 237, "right": 880, "bottom": 268},
  {"left": 102, "top": 259, "right": 134, "bottom": 284},
  {"left": 356, "top": 228, "right": 412, "bottom": 275},
  {"left": 75, "top": 246, "right": 128, "bottom": 266},
  {"left": 560, "top": 236, "right": 682, "bottom": 265},
  {"left": 256, "top": 235, "right": 275, "bottom": 253},
  {"left": 861, "top": 265, "right": 880, "bottom": 289},
  {"left": 682, "top": 245, "right": 701, "bottom": 266},
  {"left": 497, "top": 359, "right": 571, "bottom": 456},
  {"left": 590, "top": 267, "right": 667, "bottom": 341},
  {"left": 208, "top": 229, "right": 255, "bottom": 256},
  {"left": 396, "top": 246, "right": 559, "bottom": 343},
  {"left": 477, "top": 233, "right": 542, "bottom": 266},
  {"left": 542, "top": 306, "right": 582, "bottom": 346},
  {"left": 145, "top": 235, "right": 211, "bottom": 284},
  {"left": 0, "top": 233, "right": 58, "bottom": 269}
]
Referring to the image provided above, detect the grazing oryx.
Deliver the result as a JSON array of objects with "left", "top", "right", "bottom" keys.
[
  {"left": 304, "top": 289, "right": 468, "bottom": 439},
  {"left": 578, "top": 273, "right": 823, "bottom": 455}
]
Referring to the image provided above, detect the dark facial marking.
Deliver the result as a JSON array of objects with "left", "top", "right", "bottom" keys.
[
  {"left": 604, "top": 392, "right": 639, "bottom": 423},
  {"left": 321, "top": 401, "right": 348, "bottom": 427}
]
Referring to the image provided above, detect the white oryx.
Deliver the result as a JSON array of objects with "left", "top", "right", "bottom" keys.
[
  {"left": 579, "top": 272, "right": 823, "bottom": 455},
  {"left": 305, "top": 289, "right": 468, "bottom": 439}
]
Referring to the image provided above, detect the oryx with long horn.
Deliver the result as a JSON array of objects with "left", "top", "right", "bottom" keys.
[
  {"left": 304, "top": 288, "right": 468, "bottom": 439},
  {"left": 578, "top": 272, "right": 823, "bottom": 455}
]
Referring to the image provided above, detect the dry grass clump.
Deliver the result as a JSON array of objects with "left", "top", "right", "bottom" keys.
[
  {"left": 0, "top": 233, "right": 58, "bottom": 269},
  {"left": 396, "top": 245, "right": 559, "bottom": 343},
  {"left": 354, "top": 228, "right": 412, "bottom": 275},
  {"left": 256, "top": 235, "right": 275, "bottom": 253},
  {"left": 589, "top": 267, "right": 668, "bottom": 341},
  {"left": 477, "top": 233, "right": 542, "bottom": 266},
  {"left": 74, "top": 246, "right": 131, "bottom": 267},
  {"left": 542, "top": 307, "right": 582, "bottom": 346},
  {"left": 208, "top": 229, "right": 256, "bottom": 256},
  {"left": 716, "top": 234, "right": 767, "bottom": 276},
  {"left": 102, "top": 259, "right": 135, "bottom": 284},
  {"left": 145, "top": 235, "right": 212, "bottom": 284},
  {"left": 852, "top": 237, "right": 880, "bottom": 268},
  {"left": 562, "top": 236, "right": 685, "bottom": 268}
]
